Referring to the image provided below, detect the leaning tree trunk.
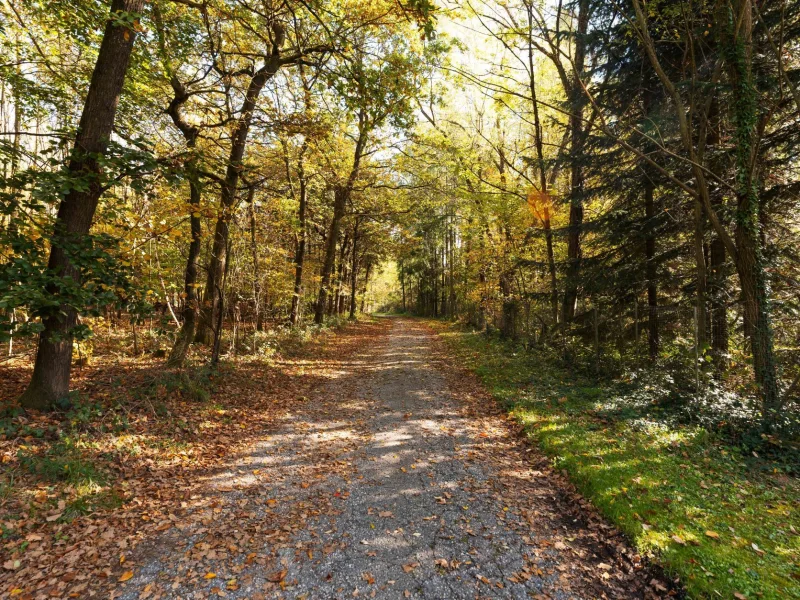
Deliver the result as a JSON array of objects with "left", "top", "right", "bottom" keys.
[
  {"left": 20, "top": 0, "right": 144, "bottom": 410},
  {"left": 196, "top": 39, "right": 284, "bottom": 344}
]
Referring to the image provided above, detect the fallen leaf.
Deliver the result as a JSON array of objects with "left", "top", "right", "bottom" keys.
[
  {"left": 204, "top": 572, "right": 217, "bottom": 580},
  {"left": 267, "top": 569, "right": 287, "bottom": 582},
  {"left": 704, "top": 530, "right": 720, "bottom": 540},
  {"left": 119, "top": 571, "right": 134, "bottom": 582},
  {"left": 402, "top": 563, "right": 419, "bottom": 573}
]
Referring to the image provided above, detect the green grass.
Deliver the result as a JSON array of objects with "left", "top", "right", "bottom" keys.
[
  {"left": 435, "top": 324, "right": 800, "bottom": 600},
  {"left": 17, "top": 439, "right": 107, "bottom": 486}
]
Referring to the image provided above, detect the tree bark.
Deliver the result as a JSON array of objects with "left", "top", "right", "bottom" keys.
[
  {"left": 349, "top": 219, "right": 360, "bottom": 319},
  {"left": 157, "top": 13, "right": 204, "bottom": 368},
  {"left": 561, "top": 0, "right": 590, "bottom": 323},
  {"left": 20, "top": 0, "right": 145, "bottom": 410},
  {"left": 314, "top": 113, "right": 368, "bottom": 324},
  {"left": 724, "top": 0, "right": 780, "bottom": 428},
  {"left": 289, "top": 162, "right": 308, "bottom": 326},
  {"left": 195, "top": 55, "right": 282, "bottom": 343},
  {"left": 314, "top": 187, "right": 348, "bottom": 324},
  {"left": 247, "top": 185, "right": 263, "bottom": 331}
]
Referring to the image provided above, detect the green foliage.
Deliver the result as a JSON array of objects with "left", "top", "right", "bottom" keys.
[{"left": 17, "top": 438, "right": 106, "bottom": 486}]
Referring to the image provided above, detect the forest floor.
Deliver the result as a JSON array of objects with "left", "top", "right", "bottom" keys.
[{"left": 0, "top": 317, "right": 674, "bottom": 599}]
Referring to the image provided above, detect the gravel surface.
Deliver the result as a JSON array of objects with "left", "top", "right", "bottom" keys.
[{"left": 115, "top": 318, "right": 668, "bottom": 599}]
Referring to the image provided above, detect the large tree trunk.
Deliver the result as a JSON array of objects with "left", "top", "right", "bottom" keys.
[
  {"left": 20, "top": 0, "right": 144, "bottom": 410},
  {"left": 725, "top": 0, "right": 780, "bottom": 428},
  {"left": 314, "top": 187, "right": 348, "bottom": 324}
]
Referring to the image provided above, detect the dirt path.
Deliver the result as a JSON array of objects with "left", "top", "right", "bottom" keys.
[{"left": 114, "top": 318, "right": 665, "bottom": 599}]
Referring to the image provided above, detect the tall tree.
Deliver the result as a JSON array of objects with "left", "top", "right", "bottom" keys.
[{"left": 19, "top": 0, "right": 146, "bottom": 410}]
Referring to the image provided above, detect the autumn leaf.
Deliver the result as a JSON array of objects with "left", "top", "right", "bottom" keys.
[
  {"left": 267, "top": 569, "right": 287, "bottom": 582},
  {"left": 119, "top": 571, "right": 134, "bottom": 582},
  {"left": 671, "top": 535, "right": 687, "bottom": 546},
  {"left": 402, "top": 562, "right": 419, "bottom": 573},
  {"left": 704, "top": 530, "right": 720, "bottom": 540},
  {"left": 204, "top": 572, "right": 217, "bottom": 579}
]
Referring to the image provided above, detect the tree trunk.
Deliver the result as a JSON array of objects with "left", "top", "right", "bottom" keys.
[
  {"left": 693, "top": 199, "right": 708, "bottom": 351},
  {"left": 360, "top": 262, "right": 372, "bottom": 313},
  {"left": 349, "top": 219, "right": 360, "bottom": 319},
  {"left": 561, "top": 1, "right": 589, "bottom": 323},
  {"left": 156, "top": 14, "right": 205, "bottom": 368},
  {"left": 315, "top": 187, "right": 348, "bottom": 324},
  {"left": 20, "top": 0, "right": 144, "bottom": 410},
  {"left": 167, "top": 179, "right": 202, "bottom": 368},
  {"left": 289, "top": 174, "right": 307, "bottom": 326},
  {"left": 196, "top": 50, "right": 284, "bottom": 344},
  {"left": 709, "top": 235, "right": 728, "bottom": 371},
  {"left": 247, "top": 186, "right": 263, "bottom": 331},
  {"left": 644, "top": 178, "right": 659, "bottom": 361},
  {"left": 724, "top": 0, "right": 780, "bottom": 428},
  {"left": 334, "top": 234, "right": 349, "bottom": 316}
]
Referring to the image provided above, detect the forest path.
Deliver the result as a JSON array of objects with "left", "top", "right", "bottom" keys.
[{"left": 117, "top": 318, "right": 662, "bottom": 600}]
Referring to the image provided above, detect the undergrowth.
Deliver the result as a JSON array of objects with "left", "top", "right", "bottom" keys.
[{"left": 434, "top": 321, "right": 800, "bottom": 600}]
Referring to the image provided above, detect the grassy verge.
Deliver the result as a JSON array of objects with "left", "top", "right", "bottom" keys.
[{"left": 432, "top": 322, "right": 799, "bottom": 600}]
